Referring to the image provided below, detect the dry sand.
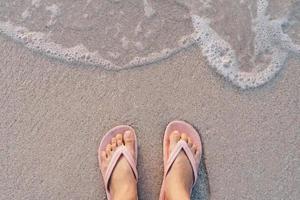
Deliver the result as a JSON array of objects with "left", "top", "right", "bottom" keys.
[{"left": 0, "top": 34, "right": 299, "bottom": 200}]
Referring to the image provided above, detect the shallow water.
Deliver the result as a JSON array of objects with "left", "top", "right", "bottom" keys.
[{"left": 0, "top": 0, "right": 299, "bottom": 89}]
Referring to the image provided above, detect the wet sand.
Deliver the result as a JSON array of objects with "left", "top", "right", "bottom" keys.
[{"left": 0, "top": 35, "right": 299, "bottom": 199}]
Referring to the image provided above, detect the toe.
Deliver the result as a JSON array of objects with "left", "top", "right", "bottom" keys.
[
  {"left": 170, "top": 131, "right": 180, "bottom": 143},
  {"left": 187, "top": 137, "right": 193, "bottom": 148},
  {"left": 124, "top": 130, "right": 135, "bottom": 156},
  {"left": 181, "top": 133, "right": 188, "bottom": 142},
  {"left": 169, "top": 130, "right": 180, "bottom": 152},
  {"left": 116, "top": 133, "right": 123, "bottom": 146},
  {"left": 100, "top": 150, "right": 107, "bottom": 161},
  {"left": 111, "top": 137, "right": 117, "bottom": 150},
  {"left": 106, "top": 144, "right": 112, "bottom": 156}
]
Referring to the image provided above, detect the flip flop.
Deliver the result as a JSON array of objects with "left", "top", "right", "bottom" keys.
[
  {"left": 159, "top": 120, "right": 202, "bottom": 200},
  {"left": 98, "top": 125, "right": 138, "bottom": 200}
]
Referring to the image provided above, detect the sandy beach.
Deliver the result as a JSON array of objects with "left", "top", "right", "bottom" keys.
[
  {"left": 1, "top": 35, "right": 299, "bottom": 199},
  {"left": 1, "top": 0, "right": 300, "bottom": 199}
]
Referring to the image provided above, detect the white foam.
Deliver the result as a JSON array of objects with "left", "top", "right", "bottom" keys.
[
  {"left": 191, "top": 0, "right": 299, "bottom": 89},
  {"left": 0, "top": 20, "right": 196, "bottom": 70},
  {"left": 0, "top": 0, "right": 298, "bottom": 90},
  {"left": 0, "top": 0, "right": 196, "bottom": 71},
  {"left": 0, "top": 21, "right": 120, "bottom": 70}
]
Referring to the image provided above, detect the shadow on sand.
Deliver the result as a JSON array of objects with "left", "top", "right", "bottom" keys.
[
  {"left": 191, "top": 125, "right": 210, "bottom": 200},
  {"left": 191, "top": 154, "right": 210, "bottom": 200}
]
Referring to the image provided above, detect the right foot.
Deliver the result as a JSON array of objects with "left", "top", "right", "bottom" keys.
[
  {"left": 100, "top": 130, "right": 137, "bottom": 200},
  {"left": 165, "top": 131, "right": 201, "bottom": 200}
]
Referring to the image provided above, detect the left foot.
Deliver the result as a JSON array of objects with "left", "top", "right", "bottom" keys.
[{"left": 100, "top": 130, "right": 137, "bottom": 200}]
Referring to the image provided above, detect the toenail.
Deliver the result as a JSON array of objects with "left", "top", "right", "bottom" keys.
[
  {"left": 124, "top": 130, "right": 131, "bottom": 137},
  {"left": 117, "top": 139, "right": 123, "bottom": 145},
  {"left": 181, "top": 133, "right": 188, "bottom": 140}
]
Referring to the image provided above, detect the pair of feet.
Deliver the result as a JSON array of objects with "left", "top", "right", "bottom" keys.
[{"left": 100, "top": 130, "right": 201, "bottom": 200}]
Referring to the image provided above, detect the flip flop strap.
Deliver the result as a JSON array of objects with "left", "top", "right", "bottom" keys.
[
  {"left": 165, "top": 140, "right": 198, "bottom": 185},
  {"left": 104, "top": 145, "right": 138, "bottom": 191}
]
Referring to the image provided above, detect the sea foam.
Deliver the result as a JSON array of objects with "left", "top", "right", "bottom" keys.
[
  {"left": 0, "top": 0, "right": 299, "bottom": 89},
  {"left": 0, "top": 0, "right": 195, "bottom": 69},
  {"left": 191, "top": 0, "right": 299, "bottom": 89}
]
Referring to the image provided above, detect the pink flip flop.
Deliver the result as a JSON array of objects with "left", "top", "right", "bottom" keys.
[
  {"left": 159, "top": 120, "right": 202, "bottom": 200},
  {"left": 98, "top": 125, "right": 138, "bottom": 200}
]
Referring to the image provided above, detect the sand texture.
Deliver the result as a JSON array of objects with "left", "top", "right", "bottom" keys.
[
  {"left": 1, "top": 34, "right": 299, "bottom": 199},
  {"left": 1, "top": 1, "right": 300, "bottom": 199}
]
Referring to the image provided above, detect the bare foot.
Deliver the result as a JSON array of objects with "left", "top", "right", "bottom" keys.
[
  {"left": 165, "top": 131, "right": 201, "bottom": 200},
  {"left": 100, "top": 131, "right": 137, "bottom": 200}
]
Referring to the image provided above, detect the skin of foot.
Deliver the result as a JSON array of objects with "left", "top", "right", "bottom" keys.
[
  {"left": 100, "top": 131, "right": 137, "bottom": 200},
  {"left": 165, "top": 131, "right": 201, "bottom": 200}
]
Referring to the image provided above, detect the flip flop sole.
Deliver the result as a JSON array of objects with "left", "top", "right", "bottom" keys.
[{"left": 98, "top": 125, "right": 138, "bottom": 200}]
